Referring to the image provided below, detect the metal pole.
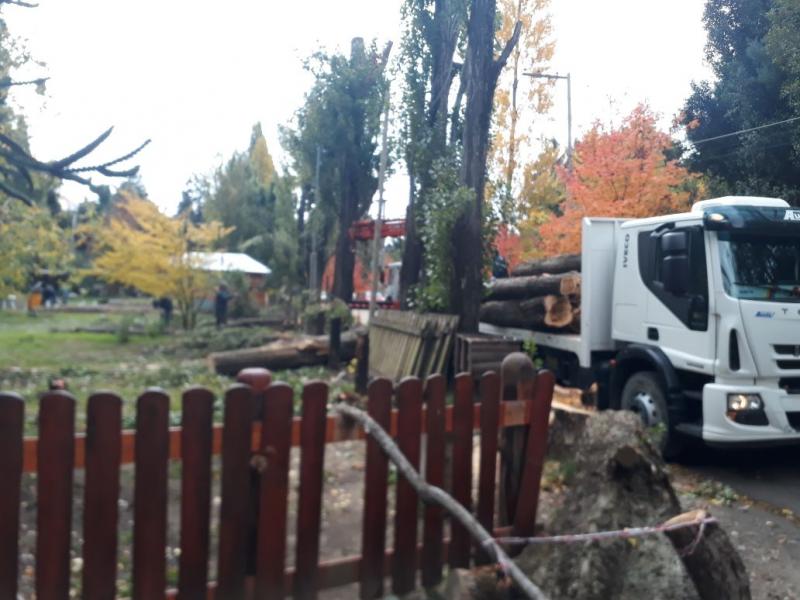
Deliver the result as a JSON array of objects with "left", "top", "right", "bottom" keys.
[
  {"left": 310, "top": 145, "right": 321, "bottom": 300},
  {"left": 566, "top": 72, "right": 573, "bottom": 172},
  {"left": 369, "top": 92, "right": 391, "bottom": 323}
]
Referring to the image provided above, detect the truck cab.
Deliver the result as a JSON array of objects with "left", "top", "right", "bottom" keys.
[{"left": 481, "top": 196, "right": 800, "bottom": 456}]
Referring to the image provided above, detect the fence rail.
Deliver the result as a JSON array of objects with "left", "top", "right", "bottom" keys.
[{"left": 0, "top": 369, "right": 554, "bottom": 599}]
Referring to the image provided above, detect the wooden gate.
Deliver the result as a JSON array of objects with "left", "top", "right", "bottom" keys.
[{"left": 0, "top": 369, "right": 554, "bottom": 599}]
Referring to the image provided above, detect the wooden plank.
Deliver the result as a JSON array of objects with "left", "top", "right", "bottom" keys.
[
  {"left": 0, "top": 393, "right": 23, "bottom": 600},
  {"left": 476, "top": 372, "right": 500, "bottom": 565},
  {"left": 512, "top": 370, "right": 555, "bottom": 538},
  {"left": 20, "top": 400, "right": 533, "bottom": 473},
  {"left": 36, "top": 391, "right": 75, "bottom": 600},
  {"left": 359, "top": 378, "right": 392, "bottom": 600},
  {"left": 133, "top": 390, "right": 170, "bottom": 600},
  {"left": 178, "top": 387, "right": 214, "bottom": 600},
  {"left": 254, "top": 383, "right": 293, "bottom": 600},
  {"left": 217, "top": 385, "right": 255, "bottom": 600},
  {"left": 82, "top": 393, "right": 122, "bottom": 600},
  {"left": 421, "top": 375, "right": 446, "bottom": 589},
  {"left": 294, "top": 381, "right": 328, "bottom": 600},
  {"left": 392, "top": 377, "right": 423, "bottom": 596},
  {"left": 449, "top": 373, "right": 474, "bottom": 569}
]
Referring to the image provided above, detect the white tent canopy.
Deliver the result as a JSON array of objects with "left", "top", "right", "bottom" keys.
[{"left": 187, "top": 252, "right": 271, "bottom": 275}]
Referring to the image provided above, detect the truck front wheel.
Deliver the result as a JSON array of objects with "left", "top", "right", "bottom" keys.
[{"left": 621, "top": 371, "right": 684, "bottom": 459}]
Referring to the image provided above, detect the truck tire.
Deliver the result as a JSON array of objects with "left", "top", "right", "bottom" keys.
[{"left": 621, "top": 371, "right": 684, "bottom": 460}]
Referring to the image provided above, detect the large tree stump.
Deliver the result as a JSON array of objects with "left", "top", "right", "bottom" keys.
[{"left": 485, "top": 272, "right": 581, "bottom": 301}]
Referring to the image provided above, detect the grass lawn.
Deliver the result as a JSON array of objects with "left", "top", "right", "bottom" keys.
[{"left": 0, "top": 309, "right": 351, "bottom": 434}]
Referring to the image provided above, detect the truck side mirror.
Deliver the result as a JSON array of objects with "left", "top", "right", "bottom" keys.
[{"left": 660, "top": 230, "right": 690, "bottom": 295}]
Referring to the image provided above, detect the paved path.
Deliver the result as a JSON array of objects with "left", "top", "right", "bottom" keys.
[{"left": 683, "top": 444, "right": 800, "bottom": 514}]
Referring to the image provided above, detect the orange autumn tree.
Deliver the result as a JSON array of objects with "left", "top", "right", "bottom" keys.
[{"left": 539, "top": 104, "right": 704, "bottom": 254}]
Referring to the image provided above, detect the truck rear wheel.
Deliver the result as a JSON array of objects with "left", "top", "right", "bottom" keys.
[{"left": 621, "top": 371, "right": 684, "bottom": 459}]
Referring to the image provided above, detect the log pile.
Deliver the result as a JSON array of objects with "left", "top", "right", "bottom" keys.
[{"left": 480, "top": 254, "right": 581, "bottom": 332}]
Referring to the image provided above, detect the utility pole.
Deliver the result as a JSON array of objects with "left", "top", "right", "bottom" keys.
[
  {"left": 310, "top": 145, "right": 321, "bottom": 300},
  {"left": 369, "top": 90, "right": 391, "bottom": 323},
  {"left": 524, "top": 71, "right": 573, "bottom": 171}
]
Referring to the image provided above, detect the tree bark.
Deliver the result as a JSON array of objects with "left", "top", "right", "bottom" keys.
[
  {"left": 512, "top": 253, "right": 581, "bottom": 277},
  {"left": 485, "top": 271, "right": 581, "bottom": 301},
  {"left": 663, "top": 510, "right": 751, "bottom": 600},
  {"left": 208, "top": 329, "right": 363, "bottom": 376},
  {"left": 451, "top": 0, "right": 521, "bottom": 332},
  {"left": 480, "top": 295, "right": 574, "bottom": 330}
]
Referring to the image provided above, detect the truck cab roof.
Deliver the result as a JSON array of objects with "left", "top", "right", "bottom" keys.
[{"left": 617, "top": 196, "right": 788, "bottom": 230}]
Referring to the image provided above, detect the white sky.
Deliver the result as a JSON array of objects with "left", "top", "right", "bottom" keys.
[{"left": 6, "top": 0, "right": 712, "bottom": 218}]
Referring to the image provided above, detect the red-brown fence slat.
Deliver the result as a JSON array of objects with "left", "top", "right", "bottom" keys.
[
  {"left": 421, "top": 375, "right": 446, "bottom": 588},
  {"left": 132, "top": 390, "right": 170, "bottom": 600},
  {"left": 513, "top": 370, "right": 555, "bottom": 537},
  {"left": 294, "top": 381, "right": 329, "bottom": 600},
  {"left": 392, "top": 377, "right": 423, "bottom": 596},
  {"left": 359, "top": 378, "right": 392, "bottom": 599},
  {"left": 82, "top": 393, "right": 122, "bottom": 600},
  {"left": 177, "top": 387, "right": 214, "bottom": 600},
  {"left": 0, "top": 393, "right": 23, "bottom": 600},
  {"left": 217, "top": 385, "right": 256, "bottom": 600},
  {"left": 476, "top": 372, "right": 501, "bottom": 565},
  {"left": 254, "top": 383, "right": 293, "bottom": 600},
  {"left": 449, "top": 373, "right": 474, "bottom": 569},
  {"left": 36, "top": 391, "right": 75, "bottom": 600}
]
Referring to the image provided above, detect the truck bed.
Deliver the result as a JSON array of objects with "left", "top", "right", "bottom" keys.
[{"left": 479, "top": 322, "right": 583, "bottom": 357}]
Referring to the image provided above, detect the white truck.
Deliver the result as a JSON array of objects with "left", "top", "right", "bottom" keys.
[{"left": 481, "top": 196, "right": 800, "bottom": 456}]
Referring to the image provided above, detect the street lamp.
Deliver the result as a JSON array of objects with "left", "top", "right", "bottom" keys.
[{"left": 523, "top": 71, "right": 573, "bottom": 171}]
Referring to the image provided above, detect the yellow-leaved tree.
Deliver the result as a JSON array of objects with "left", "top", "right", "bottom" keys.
[
  {"left": 91, "top": 191, "right": 232, "bottom": 329},
  {"left": 0, "top": 202, "right": 71, "bottom": 297}
]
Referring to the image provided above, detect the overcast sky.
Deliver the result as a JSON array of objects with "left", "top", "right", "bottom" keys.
[{"left": 6, "top": 0, "right": 712, "bottom": 217}]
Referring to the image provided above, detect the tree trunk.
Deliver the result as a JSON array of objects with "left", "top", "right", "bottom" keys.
[
  {"left": 208, "top": 329, "right": 363, "bottom": 376},
  {"left": 451, "top": 0, "right": 521, "bottom": 332},
  {"left": 485, "top": 271, "right": 581, "bottom": 301},
  {"left": 512, "top": 253, "right": 581, "bottom": 277},
  {"left": 479, "top": 295, "right": 574, "bottom": 329},
  {"left": 663, "top": 510, "right": 751, "bottom": 600},
  {"left": 400, "top": 0, "right": 463, "bottom": 305},
  {"left": 332, "top": 176, "right": 357, "bottom": 302}
]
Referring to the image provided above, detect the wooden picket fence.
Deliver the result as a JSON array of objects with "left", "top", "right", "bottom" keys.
[{"left": 0, "top": 369, "right": 555, "bottom": 600}]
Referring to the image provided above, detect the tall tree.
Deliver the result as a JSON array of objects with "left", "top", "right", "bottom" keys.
[
  {"left": 491, "top": 0, "right": 555, "bottom": 204},
  {"left": 540, "top": 105, "right": 703, "bottom": 255},
  {"left": 682, "top": 0, "right": 800, "bottom": 201},
  {"left": 398, "top": 0, "right": 468, "bottom": 307},
  {"left": 284, "top": 39, "right": 391, "bottom": 302},
  {"left": 449, "top": 0, "right": 521, "bottom": 331}
]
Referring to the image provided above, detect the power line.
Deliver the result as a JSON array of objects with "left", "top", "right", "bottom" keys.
[{"left": 689, "top": 115, "right": 800, "bottom": 146}]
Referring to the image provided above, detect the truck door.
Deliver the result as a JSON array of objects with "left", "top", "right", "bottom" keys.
[{"left": 638, "top": 225, "right": 716, "bottom": 374}]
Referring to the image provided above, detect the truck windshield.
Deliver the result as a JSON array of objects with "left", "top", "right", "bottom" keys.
[{"left": 719, "top": 233, "right": 800, "bottom": 302}]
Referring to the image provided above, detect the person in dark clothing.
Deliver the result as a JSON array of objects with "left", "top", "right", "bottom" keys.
[
  {"left": 492, "top": 250, "right": 509, "bottom": 279},
  {"left": 152, "top": 297, "right": 173, "bottom": 326},
  {"left": 214, "top": 284, "right": 232, "bottom": 328}
]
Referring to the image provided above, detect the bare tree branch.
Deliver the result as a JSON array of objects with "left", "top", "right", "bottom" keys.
[
  {"left": 334, "top": 401, "right": 548, "bottom": 600},
  {"left": 0, "top": 76, "right": 48, "bottom": 89},
  {"left": 0, "top": 0, "right": 39, "bottom": 7},
  {"left": 494, "top": 20, "right": 523, "bottom": 78},
  {"left": 0, "top": 179, "right": 33, "bottom": 205}
]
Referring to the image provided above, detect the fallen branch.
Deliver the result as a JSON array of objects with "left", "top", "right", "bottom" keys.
[{"left": 334, "top": 402, "right": 548, "bottom": 600}]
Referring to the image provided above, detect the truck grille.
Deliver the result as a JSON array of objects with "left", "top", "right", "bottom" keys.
[
  {"left": 777, "top": 360, "right": 800, "bottom": 370},
  {"left": 774, "top": 345, "right": 800, "bottom": 356},
  {"left": 787, "top": 412, "right": 800, "bottom": 432},
  {"left": 780, "top": 378, "right": 800, "bottom": 394}
]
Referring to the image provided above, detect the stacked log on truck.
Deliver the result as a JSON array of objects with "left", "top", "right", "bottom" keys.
[{"left": 480, "top": 253, "right": 581, "bottom": 332}]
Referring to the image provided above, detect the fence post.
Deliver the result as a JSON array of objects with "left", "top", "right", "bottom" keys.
[
  {"left": 355, "top": 332, "right": 369, "bottom": 394},
  {"left": 329, "top": 317, "right": 341, "bottom": 370},
  {"left": 498, "top": 352, "right": 537, "bottom": 526},
  {"left": 0, "top": 394, "right": 23, "bottom": 600}
]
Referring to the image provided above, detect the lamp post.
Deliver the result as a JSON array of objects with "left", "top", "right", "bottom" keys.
[{"left": 524, "top": 71, "right": 573, "bottom": 171}]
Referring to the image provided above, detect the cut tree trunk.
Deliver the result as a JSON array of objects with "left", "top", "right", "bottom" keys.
[
  {"left": 512, "top": 254, "right": 581, "bottom": 277},
  {"left": 479, "top": 295, "right": 574, "bottom": 330},
  {"left": 663, "top": 510, "right": 751, "bottom": 600},
  {"left": 208, "top": 329, "right": 362, "bottom": 376},
  {"left": 485, "top": 271, "right": 581, "bottom": 301}
]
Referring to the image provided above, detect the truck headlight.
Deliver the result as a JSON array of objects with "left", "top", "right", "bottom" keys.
[
  {"left": 726, "top": 393, "right": 768, "bottom": 425},
  {"left": 727, "top": 393, "right": 763, "bottom": 412}
]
